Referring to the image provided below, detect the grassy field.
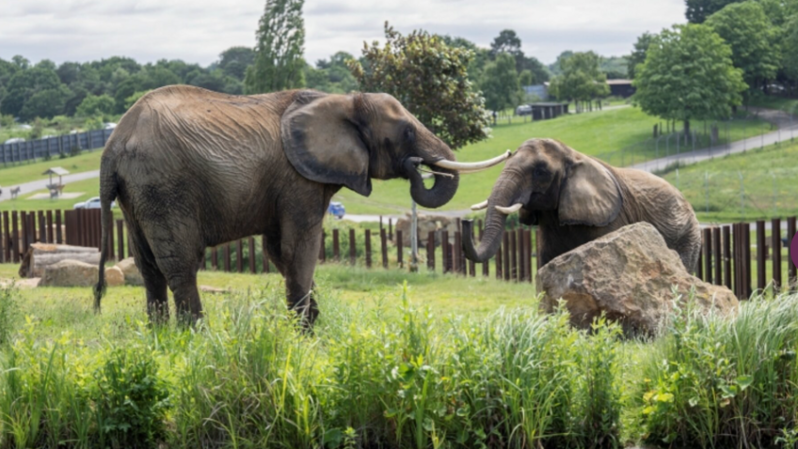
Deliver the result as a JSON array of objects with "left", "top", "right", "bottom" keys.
[
  {"left": 0, "top": 150, "right": 103, "bottom": 187},
  {"left": 0, "top": 263, "right": 796, "bottom": 448},
  {"left": 660, "top": 139, "right": 798, "bottom": 222}
]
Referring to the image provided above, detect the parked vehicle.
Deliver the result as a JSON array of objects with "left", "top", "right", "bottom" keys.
[
  {"left": 3, "top": 137, "right": 25, "bottom": 144},
  {"left": 104, "top": 122, "right": 117, "bottom": 130},
  {"left": 515, "top": 105, "right": 532, "bottom": 116},
  {"left": 327, "top": 201, "right": 345, "bottom": 219},
  {"left": 74, "top": 197, "right": 116, "bottom": 209}
]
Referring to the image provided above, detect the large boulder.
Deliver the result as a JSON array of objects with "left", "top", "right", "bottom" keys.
[
  {"left": 115, "top": 258, "right": 143, "bottom": 286},
  {"left": 537, "top": 222, "right": 738, "bottom": 336},
  {"left": 40, "top": 259, "right": 98, "bottom": 287}
]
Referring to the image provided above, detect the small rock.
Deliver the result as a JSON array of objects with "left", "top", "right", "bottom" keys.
[
  {"left": 0, "top": 278, "right": 40, "bottom": 289},
  {"left": 105, "top": 267, "right": 125, "bottom": 287},
  {"left": 537, "top": 222, "right": 738, "bottom": 336},
  {"left": 200, "top": 285, "right": 229, "bottom": 294},
  {"left": 40, "top": 260, "right": 98, "bottom": 287},
  {"left": 115, "top": 258, "right": 143, "bottom": 286}
]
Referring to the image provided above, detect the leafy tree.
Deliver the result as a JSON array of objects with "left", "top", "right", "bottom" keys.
[
  {"left": 480, "top": 53, "right": 523, "bottom": 111},
  {"left": 76, "top": 94, "right": 115, "bottom": 117},
  {"left": 549, "top": 51, "right": 609, "bottom": 112},
  {"left": 218, "top": 46, "right": 255, "bottom": 80},
  {"left": 686, "top": 0, "right": 737, "bottom": 22},
  {"left": 599, "top": 56, "right": 629, "bottom": 78},
  {"left": 20, "top": 86, "right": 72, "bottom": 120},
  {"left": 490, "top": 29, "right": 523, "bottom": 59},
  {"left": 548, "top": 50, "right": 574, "bottom": 75},
  {"left": 349, "top": 23, "right": 490, "bottom": 150},
  {"left": 634, "top": 24, "right": 747, "bottom": 136},
  {"left": 125, "top": 91, "right": 150, "bottom": 110},
  {"left": 1, "top": 66, "right": 64, "bottom": 118},
  {"left": 305, "top": 52, "right": 357, "bottom": 93},
  {"left": 628, "top": 32, "right": 657, "bottom": 79},
  {"left": 705, "top": 1, "right": 780, "bottom": 91},
  {"left": 519, "top": 69, "right": 534, "bottom": 86},
  {"left": 518, "top": 56, "right": 550, "bottom": 83},
  {"left": 245, "top": 0, "right": 306, "bottom": 93}
]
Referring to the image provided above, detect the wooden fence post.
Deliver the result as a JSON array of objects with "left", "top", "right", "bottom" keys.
[
  {"left": 262, "top": 236, "right": 270, "bottom": 273},
  {"left": 116, "top": 220, "right": 125, "bottom": 261},
  {"left": 697, "top": 235, "right": 704, "bottom": 281},
  {"left": 249, "top": 237, "right": 256, "bottom": 273},
  {"left": 772, "top": 218, "right": 782, "bottom": 291},
  {"left": 510, "top": 230, "right": 518, "bottom": 282},
  {"left": 224, "top": 243, "right": 231, "bottom": 272},
  {"left": 723, "top": 226, "right": 731, "bottom": 291},
  {"left": 757, "top": 220, "right": 766, "bottom": 291},
  {"left": 349, "top": 228, "right": 357, "bottom": 266},
  {"left": 365, "top": 229, "right": 372, "bottom": 268},
  {"left": 46, "top": 210, "right": 54, "bottom": 244},
  {"left": 11, "top": 211, "right": 19, "bottom": 263},
  {"left": 37, "top": 211, "right": 45, "bottom": 243},
  {"left": 20, "top": 211, "right": 28, "bottom": 255},
  {"left": 333, "top": 229, "right": 340, "bottom": 262},
  {"left": 503, "top": 232, "right": 510, "bottom": 281},
  {"left": 55, "top": 210, "right": 62, "bottom": 244},
  {"left": 712, "top": 226, "right": 723, "bottom": 285},
  {"left": 236, "top": 240, "right": 243, "bottom": 273},
  {"left": 427, "top": 231, "right": 435, "bottom": 271},
  {"left": 496, "top": 242, "right": 503, "bottom": 279},
  {"left": 703, "top": 228, "right": 712, "bottom": 284},
  {"left": 454, "top": 231, "right": 462, "bottom": 275},
  {"left": 381, "top": 228, "right": 388, "bottom": 269},
  {"left": 388, "top": 218, "right": 393, "bottom": 242},
  {"left": 789, "top": 217, "right": 797, "bottom": 290},
  {"left": 319, "top": 231, "right": 326, "bottom": 263},
  {"left": 397, "top": 230, "right": 403, "bottom": 268},
  {"left": 441, "top": 231, "right": 449, "bottom": 273}
]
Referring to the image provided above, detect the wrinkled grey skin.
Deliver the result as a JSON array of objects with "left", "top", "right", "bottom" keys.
[
  {"left": 94, "top": 85, "right": 460, "bottom": 326},
  {"left": 463, "top": 138, "right": 702, "bottom": 272}
]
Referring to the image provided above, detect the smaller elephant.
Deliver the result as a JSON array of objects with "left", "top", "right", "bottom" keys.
[{"left": 463, "top": 138, "right": 702, "bottom": 272}]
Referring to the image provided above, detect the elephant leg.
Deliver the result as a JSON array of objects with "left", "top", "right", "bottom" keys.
[
  {"left": 128, "top": 223, "right": 170, "bottom": 323},
  {"left": 278, "top": 230, "right": 322, "bottom": 328}
]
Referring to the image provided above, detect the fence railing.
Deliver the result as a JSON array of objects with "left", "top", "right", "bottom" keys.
[
  {"left": 1, "top": 128, "right": 113, "bottom": 165},
  {"left": 1, "top": 208, "right": 795, "bottom": 297},
  {"left": 0, "top": 209, "right": 542, "bottom": 283}
]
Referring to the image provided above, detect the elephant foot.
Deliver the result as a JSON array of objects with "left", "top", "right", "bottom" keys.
[{"left": 289, "top": 291, "right": 319, "bottom": 331}]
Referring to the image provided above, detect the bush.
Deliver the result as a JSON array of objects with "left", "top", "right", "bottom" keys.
[
  {"left": 633, "top": 293, "right": 798, "bottom": 448},
  {"left": 90, "top": 347, "right": 170, "bottom": 448}
]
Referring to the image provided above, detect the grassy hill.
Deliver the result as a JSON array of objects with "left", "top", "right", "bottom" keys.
[{"left": 660, "top": 140, "right": 798, "bottom": 223}]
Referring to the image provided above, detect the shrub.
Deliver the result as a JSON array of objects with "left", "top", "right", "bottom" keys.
[{"left": 90, "top": 347, "right": 171, "bottom": 448}]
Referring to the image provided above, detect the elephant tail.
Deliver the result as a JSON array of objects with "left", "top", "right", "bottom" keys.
[{"left": 94, "top": 155, "right": 119, "bottom": 314}]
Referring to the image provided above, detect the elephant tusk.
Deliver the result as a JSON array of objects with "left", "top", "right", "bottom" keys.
[
  {"left": 417, "top": 166, "right": 455, "bottom": 179},
  {"left": 495, "top": 203, "right": 523, "bottom": 214},
  {"left": 470, "top": 200, "right": 489, "bottom": 211},
  {"left": 431, "top": 150, "right": 512, "bottom": 173}
]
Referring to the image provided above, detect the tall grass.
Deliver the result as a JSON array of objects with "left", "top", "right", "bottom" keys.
[
  {"left": 631, "top": 294, "right": 798, "bottom": 448},
  {"left": 1, "top": 283, "right": 796, "bottom": 448}
]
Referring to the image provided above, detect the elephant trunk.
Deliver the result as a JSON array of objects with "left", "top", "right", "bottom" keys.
[
  {"left": 462, "top": 172, "right": 521, "bottom": 263},
  {"left": 404, "top": 158, "right": 459, "bottom": 208}
]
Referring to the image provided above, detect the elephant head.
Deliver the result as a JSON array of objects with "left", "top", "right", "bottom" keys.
[
  {"left": 463, "top": 138, "right": 623, "bottom": 262},
  {"left": 281, "top": 91, "right": 509, "bottom": 208}
]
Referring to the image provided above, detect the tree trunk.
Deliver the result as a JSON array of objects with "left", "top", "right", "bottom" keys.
[
  {"left": 19, "top": 243, "right": 100, "bottom": 278},
  {"left": 684, "top": 119, "right": 690, "bottom": 140}
]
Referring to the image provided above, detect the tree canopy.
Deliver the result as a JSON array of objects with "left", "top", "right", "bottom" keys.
[
  {"left": 244, "top": 0, "right": 306, "bottom": 93},
  {"left": 705, "top": 1, "right": 780, "bottom": 90},
  {"left": 480, "top": 53, "right": 522, "bottom": 112},
  {"left": 634, "top": 24, "right": 747, "bottom": 134},
  {"left": 348, "top": 23, "right": 490, "bottom": 150},
  {"left": 548, "top": 51, "right": 609, "bottom": 112}
]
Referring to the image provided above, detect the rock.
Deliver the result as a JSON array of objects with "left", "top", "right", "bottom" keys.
[
  {"left": 394, "top": 212, "right": 459, "bottom": 247},
  {"left": 105, "top": 267, "right": 125, "bottom": 287},
  {"left": 200, "top": 285, "right": 230, "bottom": 294},
  {"left": 40, "top": 260, "right": 98, "bottom": 287},
  {"left": 537, "top": 222, "right": 738, "bottom": 336},
  {"left": 115, "top": 258, "right": 143, "bottom": 286}
]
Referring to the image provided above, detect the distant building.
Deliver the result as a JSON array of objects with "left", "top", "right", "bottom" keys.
[
  {"left": 529, "top": 103, "right": 569, "bottom": 120},
  {"left": 522, "top": 84, "right": 548, "bottom": 101},
  {"left": 607, "top": 79, "right": 635, "bottom": 98}
]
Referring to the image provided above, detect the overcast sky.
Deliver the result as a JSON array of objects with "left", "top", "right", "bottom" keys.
[{"left": 2, "top": 0, "right": 686, "bottom": 67}]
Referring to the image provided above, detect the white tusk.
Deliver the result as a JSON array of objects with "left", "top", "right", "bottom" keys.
[
  {"left": 470, "top": 200, "right": 488, "bottom": 211},
  {"left": 495, "top": 203, "right": 523, "bottom": 214},
  {"left": 431, "top": 150, "right": 512, "bottom": 173}
]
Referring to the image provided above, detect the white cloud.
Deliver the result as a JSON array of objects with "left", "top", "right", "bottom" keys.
[{"left": 0, "top": 0, "right": 686, "bottom": 66}]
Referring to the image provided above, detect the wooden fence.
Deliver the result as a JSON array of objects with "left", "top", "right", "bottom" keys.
[{"left": 0, "top": 208, "right": 795, "bottom": 297}]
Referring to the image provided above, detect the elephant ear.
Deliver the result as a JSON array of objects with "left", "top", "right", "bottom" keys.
[
  {"left": 558, "top": 156, "right": 623, "bottom": 227},
  {"left": 281, "top": 92, "right": 372, "bottom": 196}
]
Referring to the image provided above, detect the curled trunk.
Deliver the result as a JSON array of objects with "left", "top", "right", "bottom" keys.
[{"left": 404, "top": 158, "right": 459, "bottom": 208}]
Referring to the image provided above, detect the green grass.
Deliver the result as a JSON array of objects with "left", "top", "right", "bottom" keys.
[
  {"left": 661, "top": 139, "right": 798, "bottom": 222},
  {"left": 748, "top": 94, "right": 798, "bottom": 115},
  {"left": 0, "top": 150, "right": 103, "bottom": 186},
  {"left": 0, "top": 264, "right": 796, "bottom": 448},
  {"left": 0, "top": 177, "right": 104, "bottom": 213}
]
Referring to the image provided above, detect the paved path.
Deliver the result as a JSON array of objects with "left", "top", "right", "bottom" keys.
[
  {"left": 0, "top": 170, "right": 100, "bottom": 203},
  {"left": 631, "top": 107, "right": 798, "bottom": 173}
]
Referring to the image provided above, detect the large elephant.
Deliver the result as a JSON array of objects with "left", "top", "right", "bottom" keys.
[
  {"left": 463, "top": 138, "right": 701, "bottom": 271},
  {"left": 94, "top": 85, "right": 509, "bottom": 325}
]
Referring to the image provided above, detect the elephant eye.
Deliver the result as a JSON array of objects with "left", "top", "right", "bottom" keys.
[
  {"left": 404, "top": 126, "right": 415, "bottom": 143},
  {"left": 534, "top": 166, "right": 548, "bottom": 178}
]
